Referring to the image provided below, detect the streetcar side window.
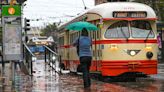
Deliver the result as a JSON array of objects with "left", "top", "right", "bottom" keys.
[
  {"left": 105, "top": 21, "right": 129, "bottom": 39},
  {"left": 59, "top": 37, "right": 64, "bottom": 46},
  {"left": 90, "top": 31, "right": 93, "bottom": 40},
  {"left": 131, "top": 20, "right": 154, "bottom": 38},
  {"left": 70, "top": 32, "right": 78, "bottom": 44},
  {"left": 70, "top": 33, "right": 72, "bottom": 44},
  {"left": 76, "top": 32, "right": 78, "bottom": 38}
]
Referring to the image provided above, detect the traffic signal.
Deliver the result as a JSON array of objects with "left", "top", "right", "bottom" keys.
[{"left": 24, "top": 18, "right": 30, "bottom": 31}]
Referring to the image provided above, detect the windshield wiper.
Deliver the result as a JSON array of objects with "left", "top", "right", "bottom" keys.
[
  {"left": 120, "top": 26, "right": 128, "bottom": 41},
  {"left": 144, "top": 30, "right": 152, "bottom": 43}
]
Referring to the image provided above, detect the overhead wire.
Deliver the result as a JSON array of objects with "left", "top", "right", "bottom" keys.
[
  {"left": 82, "top": 0, "right": 87, "bottom": 9},
  {"left": 23, "top": 0, "right": 94, "bottom": 27}
]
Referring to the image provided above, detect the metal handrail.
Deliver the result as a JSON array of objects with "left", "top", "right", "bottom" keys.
[
  {"left": 44, "top": 45, "right": 60, "bottom": 73},
  {"left": 23, "top": 43, "right": 35, "bottom": 56},
  {"left": 44, "top": 45, "right": 58, "bottom": 56},
  {"left": 22, "top": 43, "right": 36, "bottom": 75}
]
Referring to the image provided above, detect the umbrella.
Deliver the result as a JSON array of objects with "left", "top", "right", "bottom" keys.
[{"left": 66, "top": 21, "right": 98, "bottom": 31}]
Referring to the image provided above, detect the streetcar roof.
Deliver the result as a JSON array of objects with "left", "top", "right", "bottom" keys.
[
  {"left": 59, "top": 2, "right": 156, "bottom": 30},
  {"left": 88, "top": 2, "right": 156, "bottom": 19}
]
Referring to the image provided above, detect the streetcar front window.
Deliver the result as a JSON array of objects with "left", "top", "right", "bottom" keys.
[
  {"left": 131, "top": 20, "right": 155, "bottom": 38},
  {"left": 105, "top": 21, "right": 130, "bottom": 39}
]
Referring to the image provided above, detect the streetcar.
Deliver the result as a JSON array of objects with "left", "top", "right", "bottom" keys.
[
  {"left": 31, "top": 36, "right": 54, "bottom": 45},
  {"left": 27, "top": 36, "right": 54, "bottom": 55},
  {"left": 58, "top": 2, "right": 158, "bottom": 77},
  {"left": 29, "top": 45, "right": 45, "bottom": 54}
]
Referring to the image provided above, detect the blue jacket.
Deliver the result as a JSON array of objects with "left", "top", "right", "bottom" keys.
[{"left": 73, "top": 36, "right": 92, "bottom": 57}]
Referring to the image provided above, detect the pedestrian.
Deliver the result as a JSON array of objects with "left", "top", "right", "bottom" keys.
[{"left": 73, "top": 28, "right": 92, "bottom": 89}]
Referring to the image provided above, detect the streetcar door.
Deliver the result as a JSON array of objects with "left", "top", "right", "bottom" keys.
[
  {"left": 66, "top": 31, "right": 70, "bottom": 69},
  {"left": 90, "top": 29, "right": 101, "bottom": 72}
]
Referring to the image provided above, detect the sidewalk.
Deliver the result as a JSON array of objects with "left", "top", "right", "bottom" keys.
[{"left": 0, "top": 63, "right": 15, "bottom": 92}]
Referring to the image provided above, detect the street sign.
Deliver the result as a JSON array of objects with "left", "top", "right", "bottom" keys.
[
  {"left": 2, "top": 17, "right": 22, "bottom": 60},
  {"left": 2, "top": 5, "right": 21, "bottom": 16}
]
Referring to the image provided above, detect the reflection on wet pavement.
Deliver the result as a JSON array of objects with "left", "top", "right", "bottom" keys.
[{"left": 12, "top": 60, "right": 164, "bottom": 92}]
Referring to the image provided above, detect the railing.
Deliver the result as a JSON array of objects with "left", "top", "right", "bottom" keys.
[
  {"left": 22, "top": 43, "right": 36, "bottom": 75},
  {"left": 44, "top": 45, "right": 59, "bottom": 73}
]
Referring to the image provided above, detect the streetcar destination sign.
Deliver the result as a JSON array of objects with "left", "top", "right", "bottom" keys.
[{"left": 113, "top": 11, "right": 147, "bottom": 18}]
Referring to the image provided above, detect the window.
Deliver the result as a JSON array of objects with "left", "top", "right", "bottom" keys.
[
  {"left": 105, "top": 21, "right": 129, "bottom": 39},
  {"left": 59, "top": 37, "right": 64, "bottom": 46},
  {"left": 70, "top": 33, "right": 73, "bottom": 44},
  {"left": 131, "top": 20, "right": 154, "bottom": 38}
]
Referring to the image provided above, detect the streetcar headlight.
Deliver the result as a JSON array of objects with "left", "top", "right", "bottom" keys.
[
  {"left": 145, "top": 44, "right": 152, "bottom": 51},
  {"left": 146, "top": 51, "right": 153, "bottom": 59},
  {"left": 145, "top": 46, "right": 152, "bottom": 51},
  {"left": 130, "top": 51, "right": 136, "bottom": 56},
  {"left": 110, "top": 44, "right": 118, "bottom": 50}
]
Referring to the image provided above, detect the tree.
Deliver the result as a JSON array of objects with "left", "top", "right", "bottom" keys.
[
  {"left": 157, "top": 0, "right": 164, "bottom": 21},
  {"left": 132, "top": 0, "right": 164, "bottom": 21},
  {"left": 41, "top": 23, "right": 58, "bottom": 43}
]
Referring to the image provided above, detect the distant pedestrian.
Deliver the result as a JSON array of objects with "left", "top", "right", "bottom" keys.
[{"left": 73, "top": 28, "right": 92, "bottom": 89}]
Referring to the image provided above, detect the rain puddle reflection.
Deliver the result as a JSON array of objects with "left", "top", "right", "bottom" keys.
[{"left": 13, "top": 60, "right": 164, "bottom": 92}]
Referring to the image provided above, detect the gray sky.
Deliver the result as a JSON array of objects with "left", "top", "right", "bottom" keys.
[{"left": 23, "top": 0, "right": 94, "bottom": 27}]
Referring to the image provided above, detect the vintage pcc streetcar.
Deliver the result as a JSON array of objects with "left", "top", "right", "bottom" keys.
[{"left": 58, "top": 2, "right": 158, "bottom": 77}]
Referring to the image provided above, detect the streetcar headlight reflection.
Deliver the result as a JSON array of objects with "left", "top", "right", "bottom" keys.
[
  {"left": 32, "top": 56, "right": 37, "bottom": 61},
  {"left": 52, "top": 56, "right": 56, "bottom": 61}
]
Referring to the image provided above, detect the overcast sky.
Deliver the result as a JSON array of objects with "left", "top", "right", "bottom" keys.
[{"left": 23, "top": 0, "right": 95, "bottom": 27}]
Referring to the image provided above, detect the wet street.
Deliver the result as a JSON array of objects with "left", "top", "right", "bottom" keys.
[
  {"left": 1, "top": 60, "right": 164, "bottom": 92},
  {"left": 10, "top": 61, "right": 164, "bottom": 92}
]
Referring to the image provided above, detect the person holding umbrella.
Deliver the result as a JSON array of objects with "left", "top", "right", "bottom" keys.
[
  {"left": 73, "top": 28, "right": 92, "bottom": 89},
  {"left": 66, "top": 21, "right": 98, "bottom": 89}
]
